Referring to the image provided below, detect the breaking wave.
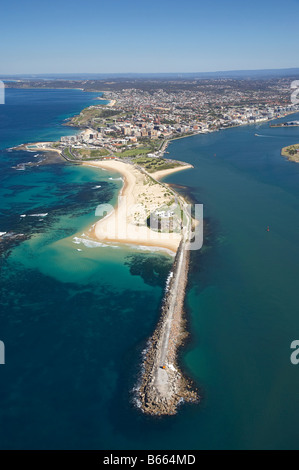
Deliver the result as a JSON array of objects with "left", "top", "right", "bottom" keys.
[{"left": 72, "top": 236, "right": 120, "bottom": 249}]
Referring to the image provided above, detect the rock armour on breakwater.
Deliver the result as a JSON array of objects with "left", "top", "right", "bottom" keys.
[{"left": 137, "top": 240, "right": 198, "bottom": 415}]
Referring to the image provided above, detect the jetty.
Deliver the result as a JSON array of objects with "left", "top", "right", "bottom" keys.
[{"left": 270, "top": 120, "right": 299, "bottom": 128}]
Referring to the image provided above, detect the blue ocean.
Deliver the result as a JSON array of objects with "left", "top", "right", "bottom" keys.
[{"left": 1, "top": 88, "right": 299, "bottom": 449}]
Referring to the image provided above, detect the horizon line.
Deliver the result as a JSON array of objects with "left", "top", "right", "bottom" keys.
[{"left": 1, "top": 67, "right": 299, "bottom": 77}]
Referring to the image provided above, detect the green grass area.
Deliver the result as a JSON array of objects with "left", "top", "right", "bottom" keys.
[
  {"left": 68, "top": 106, "right": 122, "bottom": 128},
  {"left": 73, "top": 148, "right": 110, "bottom": 159},
  {"left": 117, "top": 139, "right": 161, "bottom": 158},
  {"left": 62, "top": 146, "right": 110, "bottom": 161},
  {"left": 118, "top": 147, "right": 152, "bottom": 157},
  {"left": 63, "top": 147, "right": 73, "bottom": 159},
  {"left": 132, "top": 156, "right": 183, "bottom": 173}
]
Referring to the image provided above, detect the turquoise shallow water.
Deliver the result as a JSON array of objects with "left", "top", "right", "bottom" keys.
[
  {"left": 0, "top": 89, "right": 174, "bottom": 450},
  {"left": 1, "top": 89, "right": 299, "bottom": 449}
]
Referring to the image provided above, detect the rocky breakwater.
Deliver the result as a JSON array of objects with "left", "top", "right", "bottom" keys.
[{"left": 137, "top": 240, "right": 198, "bottom": 415}]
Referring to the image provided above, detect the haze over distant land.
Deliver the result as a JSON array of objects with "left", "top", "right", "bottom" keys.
[{"left": 2, "top": 68, "right": 299, "bottom": 81}]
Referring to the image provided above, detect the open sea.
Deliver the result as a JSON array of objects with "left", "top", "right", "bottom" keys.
[{"left": 1, "top": 88, "right": 299, "bottom": 449}]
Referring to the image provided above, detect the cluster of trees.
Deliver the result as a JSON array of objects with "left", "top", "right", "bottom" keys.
[{"left": 287, "top": 146, "right": 299, "bottom": 156}]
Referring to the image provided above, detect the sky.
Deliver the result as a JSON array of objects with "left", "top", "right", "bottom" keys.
[{"left": 1, "top": 0, "right": 299, "bottom": 74}]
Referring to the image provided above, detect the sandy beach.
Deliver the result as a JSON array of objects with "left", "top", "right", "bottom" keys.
[
  {"left": 84, "top": 160, "right": 191, "bottom": 253},
  {"left": 151, "top": 163, "right": 193, "bottom": 181},
  {"left": 107, "top": 99, "right": 116, "bottom": 107}
]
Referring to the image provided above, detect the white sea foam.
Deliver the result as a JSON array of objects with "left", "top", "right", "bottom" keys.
[
  {"left": 0, "top": 232, "right": 7, "bottom": 237},
  {"left": 20, "top": 214, "right": 26, "bottom": 218},
  {"left": 126, "top": 244, "right": 175, "bottom": 256},
  {"left": 78, "top": 239, "right": 105, "bottom": 248},
  {"left": 165, "top": 271, "right": 174, "bottom": 292},
  {"left": 167, "top": 363, "right": 177, "bottom": 372},
  {"left": 28, "top": 213, "right": 48, "bottom": 217},
  {"left": 131, "top": 339, "right": 153, "bottom": 411},
  {"left": 255, "top": 133, "right": 278, "bottom": 138},
  {"left": 109, "top": 177, "right": 123, "bottom": 181},
  {"left": 72, "top": 236, "right": 120, "bottom": 249},
  {"left": 92, "top": 185, "right": 102, "bottom": 189},
  {"left": 72, "top": 237, "right": 104, "bottom": 248}
]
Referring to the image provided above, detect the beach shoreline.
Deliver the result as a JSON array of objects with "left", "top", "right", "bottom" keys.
[{"left": 84, "top": 160, "right": 192, "bottom": 253}]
